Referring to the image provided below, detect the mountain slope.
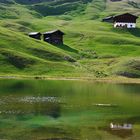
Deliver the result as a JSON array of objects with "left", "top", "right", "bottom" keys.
[
  {"left": 0, "top": 26, "right": 82, "bottom": 76},
  {"left": 0, "top": 0, "right": 140, "bottom": 78}
]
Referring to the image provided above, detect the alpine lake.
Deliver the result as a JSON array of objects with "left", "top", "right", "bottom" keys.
[{"left": 0, "top": 79, "right": 140, "bottom": 140}]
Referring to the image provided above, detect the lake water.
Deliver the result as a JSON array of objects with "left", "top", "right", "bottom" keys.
[{"left": 0, "top": 79, "right": 140, "bottom": 140}]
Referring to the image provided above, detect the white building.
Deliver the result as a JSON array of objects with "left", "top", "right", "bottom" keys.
[{"left": 114, "top": 22, "right": 136, "bottom": 28}]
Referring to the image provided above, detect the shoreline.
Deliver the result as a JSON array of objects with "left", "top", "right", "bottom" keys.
[{"left": 0, "top": 75, "right": 140, "bottom": 84}]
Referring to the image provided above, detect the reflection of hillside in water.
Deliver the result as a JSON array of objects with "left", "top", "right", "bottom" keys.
[
  {"left": 108, "top": 129, "right": 133, "bottom": 138},
  {"left": 99, "top": 125, "right": 133, "bottom": 138},
  {"left": 0, "top": 96, "right": 62, "bottom": 119}
]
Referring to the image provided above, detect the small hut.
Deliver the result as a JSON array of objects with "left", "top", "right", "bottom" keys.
[
  {"left": 28, "top": 32, "right": 42, "bottom": 40},
  {"left": 43, "top": 30, "right": 65, "bottom": 45}
]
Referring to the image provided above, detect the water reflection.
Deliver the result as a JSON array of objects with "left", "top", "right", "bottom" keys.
[
  {"left": 0, "top": 79, "right": 140, "bottom": 139},
  {"left": 108, "top": 129, "right": 133, "bottom": 138},
  {"left": 0, "top": 95, "right": 62, "bottom": 118},
  {"left": 100, "top": 124, "right": 134, "bottom": 138},
  {"left": 20, "top": 96, "right": 61, "bottom": 103},
  {"left": 34, "top": 101, "right": 62, "bottom": 118},
  {"left": 38, "top": 137, "right": 77, "bottom": 140}
]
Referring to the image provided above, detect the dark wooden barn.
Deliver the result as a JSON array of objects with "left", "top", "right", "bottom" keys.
[
  {"left": 113, "top": 13, "right": 138, "bottom": 23},
  {"left": 43, "top": 30, "right": 65, "bottom": 45},
  {"left": 113, "top": 13, "right": 138, "bottom": 28},
  {"left": 28, "top": 32, "right": 42, "bottom": 40}
]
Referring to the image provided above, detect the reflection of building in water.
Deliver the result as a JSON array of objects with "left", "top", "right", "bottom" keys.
[
  {"left": 110, "top": 123, "right": 132, "bottom": 130},
  {"left": 30, "top": 96, "right": 61, "bottom": 118},
  {"left": 108, "top": 123, "right": 133, "bottom": 138},
  {"left": 46, "top": 102, "right": 61, "bottom": 118}
]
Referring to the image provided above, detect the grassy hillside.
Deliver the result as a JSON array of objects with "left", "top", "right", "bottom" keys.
[
  {"left": 0, "top": 0, "right": 140, "bottom": 78},
  {"left": 0, "top": 26, "right": 82, "bottom": 76}
]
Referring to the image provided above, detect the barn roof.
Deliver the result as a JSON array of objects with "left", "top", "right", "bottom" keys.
[
  {"left": 113, "top": 13, "right": 138, "bottom": 19},
  {"left": 28, "top": 32, "right": 41, "bottom": 35},
  {"left": 103, "top": 16, "right": 114, "bottom": 20},
  {"left": 43, "top": 30, "right": 65, "bottom": 35},
  {"left": 102, "top": 16, "right": 114, "bottom": 22}
]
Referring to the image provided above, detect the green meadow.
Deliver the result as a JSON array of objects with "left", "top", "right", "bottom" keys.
[{"left": 0, "top": 0, "right": 140, "bottom": 79}]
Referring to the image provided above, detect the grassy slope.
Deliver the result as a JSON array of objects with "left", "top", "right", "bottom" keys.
[
  {"left": 0, "top": 0, "right": 140, "bottom": 78},
  {"left": 0, "top": 26, "right": 83, "bottom": 76}
]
